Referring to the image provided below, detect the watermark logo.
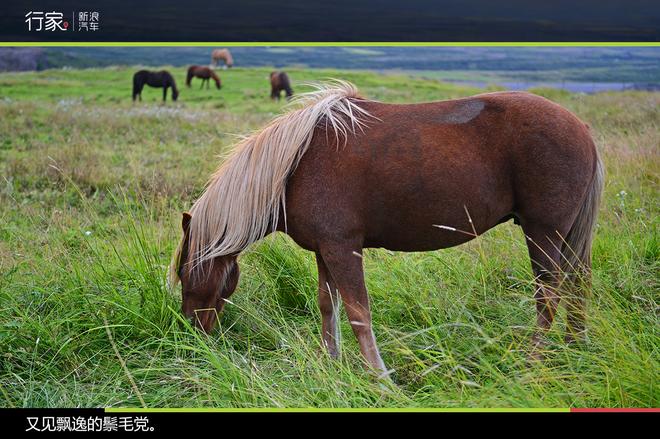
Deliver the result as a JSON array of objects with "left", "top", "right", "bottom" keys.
[
  {"left": 25, "top": 11, "right": 100, "bottom": 32},
  {"left": 77, "top": 11, "right": 100, "bottom": 31},
  {"left": 25, "top": 12, "right": 68, "bottom": 31}
]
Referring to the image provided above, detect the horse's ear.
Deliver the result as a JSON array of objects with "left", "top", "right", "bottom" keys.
[{"left": 182, "top": 212, "right": 192, "bottom": 232}]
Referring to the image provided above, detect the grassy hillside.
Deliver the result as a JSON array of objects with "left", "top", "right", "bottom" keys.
[{"left": 0, "top": 66, "right": 657, "bottom": 408}]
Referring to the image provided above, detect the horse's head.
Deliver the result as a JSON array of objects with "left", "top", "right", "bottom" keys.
[
  {"left": 174, "top": 212, "right": 239, "bottom": 332},
  {"left": 172, "top": 87, "right": 179, "bottom": 101},
  {"left": 214, "top": 75, "right": 222, "bottom": 90}
]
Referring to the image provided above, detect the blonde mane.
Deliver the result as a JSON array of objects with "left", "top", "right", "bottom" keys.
[{"left": 170, "top": 81, "right": 373, "bottom": 284}]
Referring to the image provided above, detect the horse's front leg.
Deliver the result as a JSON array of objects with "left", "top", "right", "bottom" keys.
[
  {"left": 319, "top": 243, "right": 387, "bottom": 376},
  {"left": 316, "top": 253, "right": 340, "bottom": 359},
  {"left": 163, "top": 86, "right": 168, "bottom": 101}
]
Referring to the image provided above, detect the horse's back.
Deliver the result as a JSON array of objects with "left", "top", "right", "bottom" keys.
[
  {"left": 158, "top": 70, "right": 173, "bottom": 80},
  {"left": 464, "top": 92, "right": 598, "bottom": 227},
  {"left": 133, "top": 70, "right": 149, "bottom": 82},
  {"left": 148, "top": 70, "right": 173, "bottom": 86},
  {"left": 190, "top": 65, "right": 207, "bottom": 75},
  {"left": 271, "top": 71, "right": 289, "bottom": 84},
  {"left": 285, "top": 92, "right": 597, "bottom": 252}
]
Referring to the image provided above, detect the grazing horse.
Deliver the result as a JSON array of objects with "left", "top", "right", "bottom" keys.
[
  {"left": 186, "top": 66, "right": 222, "bottom": 90},
  {"left": 210, "top": 49, "right": 234, "bottom": 69},
  {"left": 132, "top": 70, "right": 179, "bottom": 102},
  {"left": 171, "top": 82, "right": 603, "bottom": 375},
  {"left": 270, "top": 71, "right": 293, "bottom": 100}
]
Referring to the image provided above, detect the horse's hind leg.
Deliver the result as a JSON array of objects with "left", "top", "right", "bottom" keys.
[
  {"left": 316, "top": 253, "right": 340, "bottom": 359},
  {"left": 563, "top": 248, "right": 590, "bottom": 344},
  {"left": 564, "top": 277, "right": 587, "bottom": 344},
  {"left": 522, "top": 222, "right": 567, "bottom": 360},
  {"left": 319, "top": 242, "right": 387, "bottom": 376}
]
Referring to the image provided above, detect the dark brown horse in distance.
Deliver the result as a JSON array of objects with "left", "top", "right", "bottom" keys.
[
  {"left": 171, "top": 82, "right": 603, "bottom": 376},
  {"left": 132, "top": 70, "right": 179, "bottom": 102},
  {"left": 270, "top": 71, "right": 293, "bottom": 100},
  {"left": 186, "top": 66, "right": 222, "bottom": 89}
]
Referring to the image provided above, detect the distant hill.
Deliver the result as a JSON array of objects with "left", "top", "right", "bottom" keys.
[
  {"left": 1, "top": 46, "right": 659, "bottom": 85},
  {"left": 0, "top": 48, "right": 44, "bottom": 71}
]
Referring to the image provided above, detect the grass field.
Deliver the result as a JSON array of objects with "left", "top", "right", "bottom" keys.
[
  {"left": 27, "top": 47, "right": 660, "bottom": 85},
  {"left": 0, "top": 66, "right": 657, "bottom": 408}
]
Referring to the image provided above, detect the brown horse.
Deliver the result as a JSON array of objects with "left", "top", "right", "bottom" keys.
[
  {"left": 186, "top": 66, "right": 222, "bottom": 90},
  {"left": 132, "top": 70, "right": 178, "bottom": 102},
  {"left": 171, "top": 82, "right": 604, "bottom": 376},
  {"left": 270, "top": 71, "right": 293, "bottom": 100},
  {"left": 210, "top": 49, "right": 234, "bottom": 69}
]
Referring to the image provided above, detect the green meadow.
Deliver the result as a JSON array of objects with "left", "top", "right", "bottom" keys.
[{"left": 0, "top": 66, "right": 657, "bottom": 408}]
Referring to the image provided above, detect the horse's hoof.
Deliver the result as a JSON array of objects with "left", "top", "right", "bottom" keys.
[
  {"left": 376, "top": 368, "right": 396, "bottom": 383},
  {"left": 527, "top": 349, "right": 545, "bottom": 363},
  {"left": 565, "top": 331, "right": 589, "bottom": 345},
  {"left": 377, "top": 380, "right": 397, "bottom": 393},
  {"left": 527, "top": 335, "right": 548, "bottom": 363},
  {"left": 325, "top": 347, "right": 340, "bottom": 361}
]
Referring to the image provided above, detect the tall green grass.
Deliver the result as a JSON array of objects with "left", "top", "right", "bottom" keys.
[{"left": 0, "top": 67, "right": 657, "bottom": 408}]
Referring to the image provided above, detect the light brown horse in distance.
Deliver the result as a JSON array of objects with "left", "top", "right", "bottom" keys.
[
  {"left": 270, "top": 71, "right": 293, "bottom": 100},
  {"left": 186, "top": 66, "right": 221, "bottom": 89},
  {"left": 171, "top": 82, "right": 603, "bottom": 376},
  {"left": 210, "top": 49, "right": 233, "bottom": 69}
]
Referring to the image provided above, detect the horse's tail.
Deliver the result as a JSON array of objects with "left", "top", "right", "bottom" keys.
[
  {"left": 186, "top": 67, "right": 193, "bottom": 87},
  {"left": 172, "top": 81, "right": 373, "bottom": 280},
  {"left": 560, "top": 147, "right": 604, "bottom": 328},
  {"left": 562, "top": 150, "right": 604, "bottom": 277}
]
